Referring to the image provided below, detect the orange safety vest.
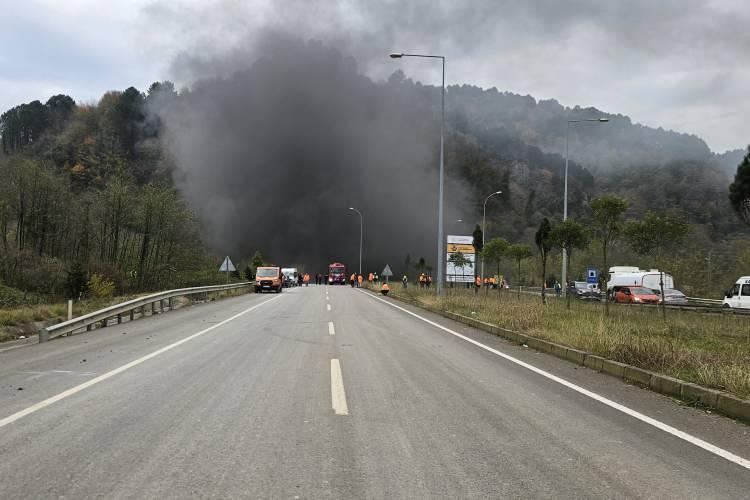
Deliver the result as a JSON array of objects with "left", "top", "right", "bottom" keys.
[
  {"left": 475, "top": 276, "right": 481, "bottom": 287},
  {"left": 350, "top": 274, "right": 356, "bottom": 282},
  {"left": 368, "top": 273, "right": 374, "bottom": 282},
  {"left": 381, "top": 283, "right": 390, "bottom": 291},
  {"left": 358, "top": 275, "right": 363, "bottom": 283},
  {"left": 303, "top": 274, "right": 310, "bottom": 282}
]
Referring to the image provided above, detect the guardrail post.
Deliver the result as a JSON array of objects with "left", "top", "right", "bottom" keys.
[
  {"left": 130, "top": 309, "right": 135, "bottom": 321},
  {"left": 87, "top": 324, "right": 93, "bottom": 331},
  {"left": 168, "top": 297, "right": 173, "bottom": 310},
  {"left": 160, "top": 299, "right": 165, "bottom": 311},
  {"left": 117, "top": 313, "right": 122, "bottom": 324},
  {"left": 39, "top": 328, "right": 49, "bottom": 343},
  {"left": 101, "top": 319, "right": 107, "bottom": 328},
  {"left": 151, "top": 302, "right": 156, "bottom": 315}
]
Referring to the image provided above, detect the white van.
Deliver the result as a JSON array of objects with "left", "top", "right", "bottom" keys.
[{"left": 722, "top": 277, "right": 750, "bottom": 309}]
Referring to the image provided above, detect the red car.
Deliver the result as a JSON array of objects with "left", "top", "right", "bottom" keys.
[{"left": 613, "top": 286, "right": 661, "bottom": 305}]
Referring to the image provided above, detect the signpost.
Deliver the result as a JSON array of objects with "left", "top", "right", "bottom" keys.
[
  {"left": 382, "top": 264, "right": 393, "bottom": 283},
  {"left": 586, "top": 267, "right": 598, "bottom": 284},
  {"left": 219, "top": 256, "right": 236, "bottom": 283},
  {"left": 446, "top": 235, "right": 475, "bottom": 283}
]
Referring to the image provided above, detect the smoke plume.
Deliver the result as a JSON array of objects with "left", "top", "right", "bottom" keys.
[{"left": 154, "top": 34, "right": 468, "bottom": 273}]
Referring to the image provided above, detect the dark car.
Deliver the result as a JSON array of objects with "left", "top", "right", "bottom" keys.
[{"left": 567, "top": 281, "right": 601, "bottom": 300}]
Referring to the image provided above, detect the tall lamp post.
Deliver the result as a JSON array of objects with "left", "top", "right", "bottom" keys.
[
  {"left": 390, "top": 51, "right": 446, "bottom": 294},
  {"left": 562, "top": 117, "right": 608, "bottom": 292},
  {"left": 348, "top": 207, "right": 363, "bottom": 276},
  {"left": 481, "top": 190, "right": 503, "bottom": 280}
]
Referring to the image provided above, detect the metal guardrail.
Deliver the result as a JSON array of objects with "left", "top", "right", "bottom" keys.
[
  {"left": 686, "top": 296, "right": 723, "bottom": 306},
  {"left": 39, "top": 282, "right": 252, "bottom": 343}
]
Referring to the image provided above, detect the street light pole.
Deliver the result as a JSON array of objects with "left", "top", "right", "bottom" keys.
[
  {"left": 481, "top": 190, "right": 502, "bottom": 280},
  {"left": 348, "top": 207, "right": 363, "bottom": 276},
  {"left": 390, "top": 52, "right": 445, "bottom": 294},
  {"left": 562, "top": 117, "right": 608, "bottom": 293}
]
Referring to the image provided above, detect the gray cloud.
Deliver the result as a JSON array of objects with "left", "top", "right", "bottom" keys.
[{"left": 136, "top": 0, "right": 749, "bottom": 152}]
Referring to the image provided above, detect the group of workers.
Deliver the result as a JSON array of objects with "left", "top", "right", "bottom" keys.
[
  {"left": 348, "top": 272, "right": 384, "bottom": 288},
  {"left": 473, "top": 275, "right": 507, "bottom": 293}
]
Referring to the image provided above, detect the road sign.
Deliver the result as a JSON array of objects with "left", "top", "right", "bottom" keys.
[
  {"left": 382, "top": 264, "right": 393, "bottom": 277},
  {"left": 446, "top": 235, "right": 475, "bottom": 282},
  {"left": 219, "top": 256, "right": 236, "bottom": 272},
  {"left": 586, "top": 267, "right": 598, "bottom": 284}
]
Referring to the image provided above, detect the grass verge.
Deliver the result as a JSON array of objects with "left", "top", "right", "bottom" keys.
[
  {"left": 0, "top": 286, "right": 252, "bottom": 342},
  {"left": 380, "top": 285, "right": 750, "bottom": 399}
]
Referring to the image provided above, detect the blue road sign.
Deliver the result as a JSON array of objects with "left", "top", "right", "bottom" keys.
[{"left": 586, "top": 267, "right": 598, "bottom": 284}]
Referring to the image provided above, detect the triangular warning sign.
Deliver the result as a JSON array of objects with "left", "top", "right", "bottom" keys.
[
  {"left": 381, "top": 264, "right": 393, "bottom": 277},
  {"left": 219, "top": 256, "right": 236, "bottom": 272}
]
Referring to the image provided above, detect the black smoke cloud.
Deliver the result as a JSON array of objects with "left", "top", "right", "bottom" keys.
[{"left": 154, "top": 36, "right": 468, "bottom": 273}]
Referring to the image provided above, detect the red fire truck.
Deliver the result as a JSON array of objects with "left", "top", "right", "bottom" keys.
[{"left": 328, "top": 262, "right": 347, "bottom": 285}]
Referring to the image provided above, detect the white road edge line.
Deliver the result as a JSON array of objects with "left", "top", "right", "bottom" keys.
[
  {"left": 328, "top": 321, "right": 336, "bottom": 336},
  {"left": 358, "top": 290, "right": 750, "bottom": 471},
  {"left": 330, "top": 359, "right": 349, "bottom": 415},
  {"left": 0, "top": 294, "right": 284, "bottom": 430},
  {"left": 327, "top": 304, "right": 332, "bottom": 311}
]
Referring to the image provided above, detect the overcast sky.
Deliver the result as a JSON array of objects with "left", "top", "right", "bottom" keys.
[{"left": 1, "top": 0, "right": 748, "bottom": 152}]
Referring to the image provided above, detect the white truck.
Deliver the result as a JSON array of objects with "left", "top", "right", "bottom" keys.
[
  {"left": 722, "top": 276, "right": 750, "bottom": 309},
  {"left": 607, "top": 267, "right": 674, "bottom": 294}
]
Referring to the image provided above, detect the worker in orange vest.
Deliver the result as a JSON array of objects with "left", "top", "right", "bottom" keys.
[
  {"left": 303, "top": 273, "right": 310, "bottom": 286},
  {"left": 368, "top": 272, "right": 374, "bottom": 283},
  {"left": 350, "top": 273, "right": 356, "bottom": 288},
  {"left": 475, "top": 275, "right": 481, "bottom": 294},
  {"left": 380, "top": 282, "right": 390, "bottom": 295},
  {"left": 357, "top": 274, "right": 363, "bottom": 288}
]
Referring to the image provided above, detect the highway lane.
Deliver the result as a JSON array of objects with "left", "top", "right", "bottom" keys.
[{"left": 0, "top": 285, "right": 748, "bottom": 498}]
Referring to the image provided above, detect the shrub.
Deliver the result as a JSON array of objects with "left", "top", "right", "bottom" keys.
[{"left": 87, "top": 273, "right": 115, "bottom": 298}]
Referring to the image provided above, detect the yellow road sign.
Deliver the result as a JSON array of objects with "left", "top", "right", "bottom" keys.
[{"left": 448, "top": 243, "right": 475, "bottom": 254}]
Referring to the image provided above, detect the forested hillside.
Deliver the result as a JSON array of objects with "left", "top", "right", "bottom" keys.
[
  {"left": 0, "top": 48, "right": 748, "bottom": 301},
  {"left": 0, "top": 86, "right": 221, "bottom": 302}
]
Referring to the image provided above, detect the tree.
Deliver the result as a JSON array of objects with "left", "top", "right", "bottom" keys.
[
  {"left": 65, "top": 261, "right": 88, "bottom": 299},
  {"left": 535, "top": 218, "right": 553, "bottom": 304},
  {"left": 590, "top": 195, "right": 628, "bottom": 315},
  {"left": 550, "top": 219, "right": 590, "bottom": 309},
  {"left": 413, "top": 256, "right": 427, "bottom": 274},
  {"left": 481, "top": 237, "right": 508, "bottom": 295},
  {"left": 624, "top": 212, "right": 690, "bottom": 317},
  {"left": 243, "top": 264, "right": 253, "bottom": 281},
  {"left": 251, "top": 251, "right": 264, "bottom": 275},
  {"left": 448, "top": 251, "right": 469, "bottom": 286},
  {"left": 472, "top": 224, "right": 483, "bottom": 279},
  {"left": 729, "top": 146, "right": 750, "bottom": 225},
  {"left": 506, "top": 244, "right": 533, "bottom": 298},
  {"left": 231, "top": 268, "right": 242, "bottom": 281}
]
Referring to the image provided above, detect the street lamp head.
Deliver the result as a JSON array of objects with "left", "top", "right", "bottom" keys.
[
  {"left": 599, "top": 117, "right": 609, "bottom": 122},
  {"left": 348, "top": 207, "right": 355, "bottom": 210},
  {"left": 494, "top": 190, "right": 503, "bottom": 195},
  {"left": 389, "top": 52, "right": 403, "bottom": 59}
]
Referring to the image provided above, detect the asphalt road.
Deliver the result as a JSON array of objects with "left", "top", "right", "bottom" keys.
[{"left": 1, "top": 285, "right": 748, "bottom": 498}]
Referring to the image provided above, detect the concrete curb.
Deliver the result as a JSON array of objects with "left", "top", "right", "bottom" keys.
[{"left": 381, "top": 291, "right": 750, "bottom": 425}]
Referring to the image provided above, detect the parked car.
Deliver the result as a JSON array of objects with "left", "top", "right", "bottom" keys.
[
  {"left": 661, "top": 288, "right": 688, "bottom": 305},
  {"left": 567, "top": 281, "right": 601, "bottom": 300},
  {"left": 612, "top": 286, "right": 661, "bottom": 305}
]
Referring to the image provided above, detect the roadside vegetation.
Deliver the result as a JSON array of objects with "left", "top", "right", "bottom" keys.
[{"left": 383, "top": 285, "right": 750, "bottom": 399}]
